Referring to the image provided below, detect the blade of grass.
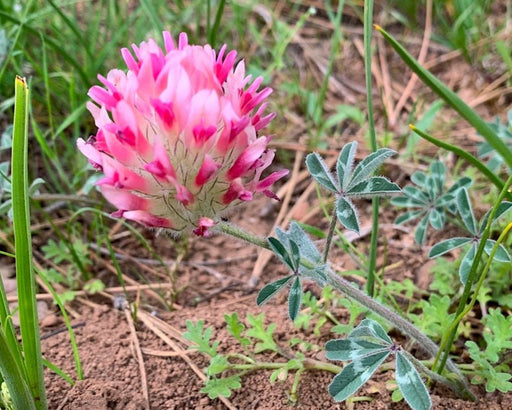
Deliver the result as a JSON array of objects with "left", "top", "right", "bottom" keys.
[
  {"left": 364, "top": 0, "right": 379, "bottom": 297},
  {"left": 207, "top": 0, "right": 226, "bottom": 47},
  {"left": 12, "top": 76, "right": 46, "bottom": 409},
  {"left": 37, "top": 269, "right": 83, "bottom": 380},
  {"left": 376, "top": 24, "right": 512, "bottom": 170},
  {"left": 0, "top": 330, "right": 36, "bottom": 410}
]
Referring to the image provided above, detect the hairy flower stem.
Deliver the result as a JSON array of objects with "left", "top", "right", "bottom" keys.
[{"left": 216, "top": 221, "right": 475, "bottom": 401}]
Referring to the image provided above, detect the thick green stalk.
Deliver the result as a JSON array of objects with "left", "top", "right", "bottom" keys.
[
  {"left": 12, "top": 76, "right": 47, "bottom": 409},
  {"left": 364, "top": 0, "right": 379, "bottom": 297}
]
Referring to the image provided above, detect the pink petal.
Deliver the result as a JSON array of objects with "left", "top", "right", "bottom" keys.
[
  {"left": 195, "top": 155, "right": 222, "bottom": 186},
  {"left": 122, "top": 210, "right": 172, "bottom": 228},
  {"left": 193, "top": 217, "right": 216, "bottom": 237},
  {"left": 226, "top": 137, "right": 269, "bottom": 180}
]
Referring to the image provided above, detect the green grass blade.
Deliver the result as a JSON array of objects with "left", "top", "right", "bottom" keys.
[
  {"left": 207, "top": 0, "right": 226, "bottom": 47},
  {"left": 377, "top": 25, "right": 512, "bottom": 170},
  {"left": 0, "top": 330, "right": 36, "bottom": 410},
  {"left": 37, "top": 269, "right": 82, "bottom": 380},
  {"left": 12, "top": 76, "right": 47, "bottom": 409},
  {"left": 364, "top": 0, "right": 379, "bottom": 297}
]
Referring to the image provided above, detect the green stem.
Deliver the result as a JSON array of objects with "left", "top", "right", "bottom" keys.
[{"left": 216, "top": 222, "right": 475, "bottom": 400}]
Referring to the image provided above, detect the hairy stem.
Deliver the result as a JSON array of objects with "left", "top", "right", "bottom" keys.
[{"left": 216, "top": 221, "right": 475, "bottom": 400}]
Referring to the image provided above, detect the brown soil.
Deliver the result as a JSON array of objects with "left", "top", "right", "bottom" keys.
[{"left": 40, "top": 200, "right": 512, "bottom": 409}]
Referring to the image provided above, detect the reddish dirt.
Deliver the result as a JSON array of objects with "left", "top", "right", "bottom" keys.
[{"left": 39, "top": 200, "right": 512, "bottom": 409}]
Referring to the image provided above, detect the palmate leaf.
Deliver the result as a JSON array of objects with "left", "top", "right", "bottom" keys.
[
  {"left": 348, "top": 148, "right": 396, "bottom": 189},
  {"left": 288, "top": 277, "right": 302, "bottom": 321},
  {"left": 347, "top": 176, "right": 401, "bottom": 197},
  {"left": 328, "top": 350, "right": 390, "bottom": 402},
  {"left": 326, "top": 339, "right": 388, "bottom": 361},
  {"left": 306, "top": 152, "right": 338, "bottom": 193},
  {"left": 336, "top": 196, "right": 360, "bottom": 233},
  {"left": 395, "top": 352, "right": 432, "bottom": 410},
  {"left": 256, "top": 275, "right": 293, "bottom": 306},
  {"left": 336, "top": 142, "right": 358, "bottom": 190}
]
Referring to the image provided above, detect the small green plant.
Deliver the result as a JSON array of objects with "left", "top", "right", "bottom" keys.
[
  {"left": 183, "top": 313, "right": 339, "bottom": 402},
  {"left": 392, "top": 160, "right": 472, "bottom": 245},
  {"left": 465, "top": 308, "right": 512, "bottom": 393}
]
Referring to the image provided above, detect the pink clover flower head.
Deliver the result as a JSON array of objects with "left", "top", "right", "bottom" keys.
[{"left": 78, "top": 32, "right": 288, "bottom": 235}]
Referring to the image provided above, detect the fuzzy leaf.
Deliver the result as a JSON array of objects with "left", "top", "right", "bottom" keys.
[
  {"left": 328, "top": 350, "right": 390, "bottom": 402},
  {"left": 349, "top": 319, "right": 393, "bottom": 344},
  {"left": 347, "top": 176, "right": 401, "bottom": 197},
  {"left": 401, "top": 186, "right": 430, "bottom": 205},
  {"left": 459, "top": 243, "right": 477, "bottom": 285},
  {"left": 336, "top": 142, "right": 358, "bottom": 190},
  {"left": 289, "top": 240, "right": 301, "bottom": 271},
  {"left": 268, "top": 237, "right": 294, "bottom": 271},
  {"left": 276, "top": 222, "right": 323, "bottom": 265},
  {"left": 336, "top": 196, "right": 359, "bottom": 233},
  {"left": 429, "top": 237, "right": 472, "bottom": 258},
  {"left": 256, "top": 276, "right": 293, "bottom": 306},
  {"left": 428, "top": 207, "right": 445, "bottom": 230},
  {"left": 395, "top": 210, "right": 424, "bottom": 225},
  {"left": 306, "top": 153, "right": 338, "bottom": 193},
  {"left": 456, "top": 188, "right": 477, "bottom": 235},
  {"left": 395, "top": 352, "right": 432, "bottom": 410},
  {"left": 429, "top": 160, "right": 445, "bottom": 197},
  {"left": 349, "top": 148, "right": 396, "bottom": 189},
  {"left": 479, "top": 201, "right": 512, "bottom": 233},
  {"left": 288, "top": 277, "right": 302, "bottom": 321},
  {"left": 326, "top": 339, "right": 389, "bottom": 361},
  {"left": 484, "top": 240, "right": 511, "bottom": 262},
  {"left": 445, "top": 176, "right": 472, "bottom": 195},
  {"left": 414, "top": 214, "right": 430, "bottom": 245},
  {"left": 410, "top": 170, "right": 427, "bottom": 186}
]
